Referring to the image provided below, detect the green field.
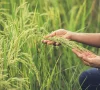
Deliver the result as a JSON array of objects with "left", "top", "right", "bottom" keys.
[{"left": 0, "top": 0, "right": 100, "bottom": 90}]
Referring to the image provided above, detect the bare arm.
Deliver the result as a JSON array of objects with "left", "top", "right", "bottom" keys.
[
  {"left": 42, "top": 29, "right": 100, "bottom": 48},
  {"left": 70, "top": 33, "right": 100, "bottom": 48}
]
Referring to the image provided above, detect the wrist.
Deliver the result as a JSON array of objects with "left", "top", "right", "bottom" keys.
[{"left": 67, "top": 32, "right": 76, "bottom": 40}]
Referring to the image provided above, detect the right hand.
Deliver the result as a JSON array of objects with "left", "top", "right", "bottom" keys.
[{"left": 42, "top": 29, "right": 73, "bottom": 46}]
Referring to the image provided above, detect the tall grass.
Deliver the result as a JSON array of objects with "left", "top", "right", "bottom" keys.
[{"left": 0, "top": 0, "right": 100, "bottom": 90}]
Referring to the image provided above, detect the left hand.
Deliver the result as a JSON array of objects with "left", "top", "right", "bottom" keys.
[{"left": 72, "top": 48, "right": 100, "bottom": 68}]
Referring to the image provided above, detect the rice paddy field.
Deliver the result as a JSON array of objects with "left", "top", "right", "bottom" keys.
[{"left": 0, "top": 0, "right": 100, "bottom": 90}]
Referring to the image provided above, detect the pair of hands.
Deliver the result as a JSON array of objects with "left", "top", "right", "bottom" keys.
[{"left": 42, "top": 29, "right": 100, "bottom": 68}]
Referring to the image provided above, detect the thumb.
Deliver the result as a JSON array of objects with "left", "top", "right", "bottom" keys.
[
  {"left": 62, "top": 34, "right": 70, "bottom": 40},
  {"left": 82, "top": 56, "right": 92, "bottom": 63}
]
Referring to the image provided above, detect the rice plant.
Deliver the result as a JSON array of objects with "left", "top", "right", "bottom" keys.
[{"left": 0, "top": 0, "right": 100, "bottom": 90}]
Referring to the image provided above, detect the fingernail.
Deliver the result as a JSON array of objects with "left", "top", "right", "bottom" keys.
[{"left": 42, "top": 40, "right": 46, "bottom": 43}]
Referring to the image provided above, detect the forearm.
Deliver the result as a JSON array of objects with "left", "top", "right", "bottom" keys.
[{"left": 70, "top": 33, "right": 100, "bottom": 48}]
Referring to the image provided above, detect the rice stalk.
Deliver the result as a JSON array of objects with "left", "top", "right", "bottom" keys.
[{"left": 48, "top": 37, "right": 94, "bottom": 54}]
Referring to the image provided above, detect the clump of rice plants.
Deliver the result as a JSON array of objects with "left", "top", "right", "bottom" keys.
[{"left": 0, "top": 0, "right": 99, "bottom": 90}]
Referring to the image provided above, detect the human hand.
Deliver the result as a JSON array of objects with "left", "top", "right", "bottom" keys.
[
  {"left": 42, "top": 29, "right": 73, "bottom": 46},
  {"left": 72, "top": 48, "right": 100, "bottom": 68}
]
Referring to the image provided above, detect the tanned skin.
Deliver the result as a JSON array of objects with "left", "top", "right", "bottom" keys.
[{"left": 42, "top": 29, "right": 100, "bottom": 68}]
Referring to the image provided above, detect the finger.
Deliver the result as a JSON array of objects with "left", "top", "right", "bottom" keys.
[
  {"left": 45, "top": 32, "right": 56, "bottom": 38},
  {"left": 72, "top": 48, "right": 83, "bottom": 54},
  {"left": 83, "top": 59, "right": 94, "bottom": 67},
  {"left": 72, "top": 49, "right": 80, "bottom": 55},
  {"left": 72, "top": 49, "right": 83, "bottom": 58},
  {"left": 53, "top": 42, "right": 61, "bottom": 46},
  {"left": 47, "top": 41, "right": 55, "bottom": 45},
  {"left": 83, "top": 60, "right": 91, "bottom": 66},
  {"left": 73, "top": 49, "right": 94, "bottom": 58},
  {"left": 83, "top": 51, "right": 96, "bottom": 57},
  {"left": 87, "top": 54, "right": 97, "bottom": 58},
  {"left": 55, "top": 42, "right": 61, "bottom": 46},
  {"left": 42, "top": 40, "right": 51, "bottom": 44},
  {"left": 83, "top": 50, "right": 97, "bottom": 58},
  {"left": 86, "top": 50, "right": 94, "bottom": 55},
  {"left": 82, "top": 56, "right": 93, "bottom": 64}
]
